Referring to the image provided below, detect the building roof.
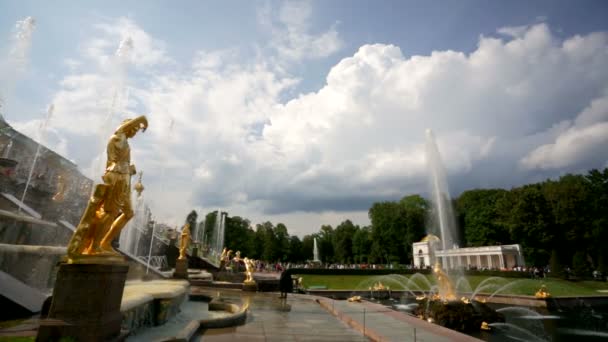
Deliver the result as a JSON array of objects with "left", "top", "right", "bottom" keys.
[{"left": 419, "top": 234, "right": 440, "bottom": 242}]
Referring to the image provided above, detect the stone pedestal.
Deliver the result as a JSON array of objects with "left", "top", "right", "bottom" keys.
[
  {"left": 243, "top": 281, "right": 257, "bottom": 292},
  {"left": 173, "top": 258, "right": 188, "bottom": 279},
  {"left": 37, "top": 263, "right": 129, "bottom": 342}
]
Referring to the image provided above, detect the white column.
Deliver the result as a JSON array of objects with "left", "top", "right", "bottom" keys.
[
  {"left": 466, "top": 255, "right": 471, "bottom": 269},
  {"left": 477, "top": 255, "right": 481, "bottom": 267},
  {"left": 499, "top": 254, "right": 504, "bottom": 269},
  {"left": 487, "top": 255, "right": 493, "bottom": 268}
]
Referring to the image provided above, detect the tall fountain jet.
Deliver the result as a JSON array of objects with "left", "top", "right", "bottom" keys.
[
  {"left": 0, "top": 16, "right": 36, "bottom": 106},
  {"left": 91, "top": 36, "right": 134, "bottom": 184},
  {"left": 313, "top": 237, "right": 320, "bottom": 262},
  {"left": 425, "top": 129, "right": 457, "bottom": 251},
  {"left": 19, "top": 104, "right": 54, "bottom": 208}
]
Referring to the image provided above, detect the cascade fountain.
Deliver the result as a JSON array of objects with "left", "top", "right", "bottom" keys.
[
  {"left": 313, "top": 237, "right": 320, "bottom": 263},
  {"left": 2, "top": 139, "right": 12, "bottom": 158},
  {"left": 19, "top": 103, "right": 54, "bottom": 210}
]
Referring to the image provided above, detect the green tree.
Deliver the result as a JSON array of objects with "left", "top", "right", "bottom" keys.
[
  {"left": 259, "top": 222, "right": 277, "bottom": 261},
  {"left": 287, "top": 235, "right": 303, "bottom": 262},
  {"left": 318, "top": 225, "right": 335, "bottom": 263},
  {"left": 223, "top": 215, "right": 254, "bottom": 257},
  {"left": 274, "top": 223, "right": 290, "bottom": 261},
  {"left": 400, "top": 195, "right": 429, "bottom": 263},
  {"left": 542, "top": 174, "right": 591, "bottom": 268},
  {"left": 352, "top": 226, "right": 372, "bottom": 263},
  {"left": 334, "top": 220, "right": 357, "bottom": 263},
  {"left": 499, "top": 185, "right": 554, "bottom": 266},
  {"left": 585, "top": 168, "right": 608, "bottom": 273},
  {"left": 301, "top": 235, "right": 314, "bottom": 261},
  {"left": 369, "top": 201, "right": 404, "bottom": 263},
  {"left": 252, "top": 224, "right": 266, "bottom": 260},
  {"left": 456, "top": 189, "right": 510, "bottom": 247}
]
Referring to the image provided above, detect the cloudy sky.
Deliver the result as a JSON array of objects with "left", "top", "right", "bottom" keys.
[{"left": 1, "top": 1, "right": 608, "bottom": 236}]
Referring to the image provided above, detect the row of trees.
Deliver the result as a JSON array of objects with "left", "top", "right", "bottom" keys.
[
  {"left": 456, "top": 168, "right": 608, "bottom": 276},
  {"left": 196, "top": 168, "right": 607, "bottom": 274}
]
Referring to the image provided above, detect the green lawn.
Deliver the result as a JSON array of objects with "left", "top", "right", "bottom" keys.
[{"left": 296, "top": 274, "right": 608, "bottom": 297}]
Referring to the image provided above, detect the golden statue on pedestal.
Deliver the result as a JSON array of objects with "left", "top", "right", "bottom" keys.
[
  {"left": 243, "top": 257, "right": 256, "bottom": 284},
  {"left": 67, "top": 116, "right": 148, "bottom": 263},
  {"left": 178, "top": 223, "right": 191, "bottom": 260}
]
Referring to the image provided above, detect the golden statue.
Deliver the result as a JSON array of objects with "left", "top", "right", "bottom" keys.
[
  {"left": 133, "top": 171, "right": 144, "bottom": 198},
  {"left": 66, "top": 116, "right": 148, "bottom": 263},
  {"left": 347, "top": 295, "right": 362, "bottom": 302},
  {"left": 433, "top": 262, "right": 456, "bottom": 301},
  {"left": 52, "top": 174, "right": 67, "bottom": 202},
  {"left": 178, "top": 223, "right": 191, "bottom": 260},
  {"left": 535, "top": 284, "right": 551, "bottom": 298},
  {"left": 371, "top": 282, "right": 388, "bottom": 291},
  {"left": 243, "top": 257, "right": 256, "bottom": 284}
]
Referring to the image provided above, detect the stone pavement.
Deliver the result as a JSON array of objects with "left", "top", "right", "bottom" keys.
[
  {"left": 199, "top": 291, "right": 368, "bottom": 341},
  {"left": 198, "top": 289, "right": 481, "bottom": 342},
  {"left": 317, "top": 298, "right": 481, "bottom": 342}
]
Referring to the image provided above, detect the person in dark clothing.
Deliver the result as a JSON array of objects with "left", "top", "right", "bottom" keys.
[{"left": 279, "top": 271, "right": 293, "bottom": 298}]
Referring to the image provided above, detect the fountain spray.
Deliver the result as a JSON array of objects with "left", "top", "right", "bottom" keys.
[
  {"left": 19, "top": 103, "right": 54, "bottom": 210},
  {"left": 146, "top": 117, "right": 174, "bottom": 274},
  {"left": 425, "top": 129, "right": 457, "bottom": 251},
  {"left": 91, "top": 37, "right": 133, "bottom": 184},
  {"left": 0, "top": 17, "right": 36, "bottom": 119}
]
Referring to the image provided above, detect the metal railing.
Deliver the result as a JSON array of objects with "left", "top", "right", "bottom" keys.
[{"left": 139, "top": 255, "right": 168, "bottom": 270}]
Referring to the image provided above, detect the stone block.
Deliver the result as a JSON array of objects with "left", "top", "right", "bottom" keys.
[
  {"left": 37, "top": 263, "right": 129, "bottom": 342},
  {"left": 173, "top": 258, "right": 188, "bottom": 279}
]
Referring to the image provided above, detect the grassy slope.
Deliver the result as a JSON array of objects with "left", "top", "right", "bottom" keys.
[{"left": 296, "top": 274, "right": 608, "bottom": 297}]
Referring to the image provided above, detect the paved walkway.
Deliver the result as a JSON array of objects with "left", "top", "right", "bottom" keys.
[
  {"left": 317, "top": 298, "right": 481, "bottom": 342},
  {"left": 197, "top": 289, "right": 480, "bottom": 342},
  {"left": 199, "top": 291, "right": 368, "bottom": 341}
]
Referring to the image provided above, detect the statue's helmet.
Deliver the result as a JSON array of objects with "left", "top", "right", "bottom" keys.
[{"left": 116, "top": 115, "right": 148, "bottom": 134}]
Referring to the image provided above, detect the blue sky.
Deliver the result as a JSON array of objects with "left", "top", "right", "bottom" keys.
[
  {"left": 1, "top": 1, "right": 608, "bottom": 234},
  {"left": 4, "top": 0, "right": 608, "bottom": 113}
]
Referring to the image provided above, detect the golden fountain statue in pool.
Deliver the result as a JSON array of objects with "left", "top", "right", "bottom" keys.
[
  {"left": 433, "top": 262, "right": 456, "bottom": 301},
  {"left": 66, "top": 115, "right": 148, "bottom": 263},
  {"left": 535, "top": 284, "right": 551, "bottom": 298}
]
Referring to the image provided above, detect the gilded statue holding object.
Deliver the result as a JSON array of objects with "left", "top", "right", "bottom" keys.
[
  {"left": 66, "top": 115, "right": 148, "bottom": 263},
  {"left": 178, "top": 223, "right": 191, "bottom": 260},
  {"left": 433, "top": 262, "right": 456, "bottom": 301}
]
